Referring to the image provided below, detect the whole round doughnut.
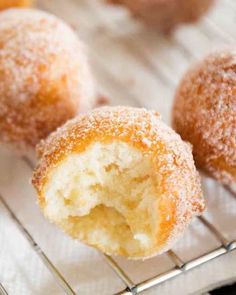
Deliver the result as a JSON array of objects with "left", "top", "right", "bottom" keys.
[
  {"left": 0, "top": 8, "right": 95, "bottom": 153},
  {"left": 108, "top": 0, "right": 214, "bottom": 33},
  {"left": 172, "top": 50, "right": 236, "bottom": 186},
  {"left": 32, "top": 106, "right": 205, "bottom": 259},
  {"left": 0, "top": 0, "right": 32, "bottom": 10}
]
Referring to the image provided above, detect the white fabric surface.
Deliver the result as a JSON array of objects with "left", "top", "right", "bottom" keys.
[{"left": 0, "top": 0, "right": 236, "bottom": 294}]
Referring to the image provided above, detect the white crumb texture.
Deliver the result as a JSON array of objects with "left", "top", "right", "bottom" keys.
[{"left": 44, "top": 141, "right": 159, "bottom": 257}]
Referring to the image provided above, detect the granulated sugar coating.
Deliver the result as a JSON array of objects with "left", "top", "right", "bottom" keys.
[
  {"left": 0, "top": 0, "right": 32, "bottom": 10},
  {"left": 0, "top": 8, "right": 95, "bottom": 153},
  {"left": 107, "top": 0, "right": 214, "bottom": 33},
  {"left": 33, "top": 106, "right": 205, "bottom": 259},
  {"left": 172, "top": 50, "right": 236, "bottom": 186}
]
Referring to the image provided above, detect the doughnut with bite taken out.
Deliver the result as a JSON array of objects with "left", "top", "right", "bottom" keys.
[{"left": 32, "top": 106, "right": 205, "bottom": 259}]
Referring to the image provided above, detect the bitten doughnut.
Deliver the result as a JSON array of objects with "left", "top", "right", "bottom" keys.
[
  {"left": 172, "top": 50, "right": 236, "bottom": 186},
  {"left": 108, "top": 0, "right": 214, "bottom": 33},
  {"left": 32, "top": 106, "right": 205, "bottom": 259},
  {"left": 0, "top": 8, "right": 95, "bottom": 153},
  {"left": 0, "top": 0, "right": 32, "bottom": 10}
]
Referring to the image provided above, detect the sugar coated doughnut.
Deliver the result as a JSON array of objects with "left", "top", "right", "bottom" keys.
[
  {"left": 172, "top": 50, "right": 236, "bottom": 186},
  {"left": 108, "top": 0, "right": 214, "bottom": 33},
  {"left": 0, "top": 8, "right": 95, "bottom": 153},
  {"left": 32, "top": 106, "right": 204, "bottom": 259},
  {"left": 0, "top": 0, "right": 32, "bottom": 10}
]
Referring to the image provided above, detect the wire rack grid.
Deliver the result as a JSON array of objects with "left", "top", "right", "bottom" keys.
[{"left": 0, "top": 0, "right": 236, "bottom": 294}]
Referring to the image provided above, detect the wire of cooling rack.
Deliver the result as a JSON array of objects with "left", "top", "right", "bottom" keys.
[
  {"left": 114, "top": 218, "right": 236, "bottom": 295},
  {"left": 0, "top": 193, "right": 76, "bottom": 295},
  {"left": 0, "top": 282, "right": 8, "bottom": 295}
]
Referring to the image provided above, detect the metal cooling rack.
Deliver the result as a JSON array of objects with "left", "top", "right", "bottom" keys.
[{"left": 0, "top": 0, "right": 236, "bottom": 294}]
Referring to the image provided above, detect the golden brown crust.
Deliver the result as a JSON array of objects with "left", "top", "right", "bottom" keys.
[
  {"left": 107, "top": 0, "right": 214, "bottom": 33},
  {"left": 0, "top": 8, "right": 95, "bottom": 153},
  {"left": 0, "top": 0, "right": 32, "bottom": 10},
  {"left": 172, "top": 50, "right": 236, "bottom": 186},
  {"left": 32, "top": 106, "right": 204, "bottom": 257}
]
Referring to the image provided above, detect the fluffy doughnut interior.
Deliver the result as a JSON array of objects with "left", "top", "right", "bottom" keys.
[{"left": 44, "top": 141, "right": 162, "bottom": 256}]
